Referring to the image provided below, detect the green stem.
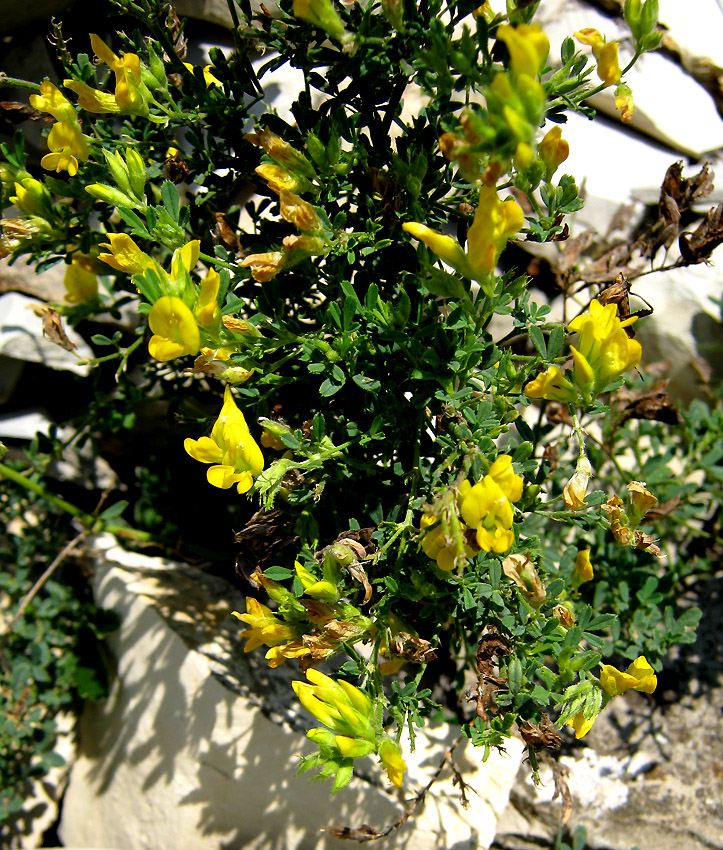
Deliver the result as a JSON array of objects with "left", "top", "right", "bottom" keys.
[
  {"left": 198, "top": 251, "right": 240, "bottom": 272},
  {"left": 0, "top": 462, "right": 90, "bottom": 521},
  {"left": 0, "top": 461, "right": 155, "bottom": 543},
  {"left": 0, "top": 75, "right": 40, "bottom": 92}
]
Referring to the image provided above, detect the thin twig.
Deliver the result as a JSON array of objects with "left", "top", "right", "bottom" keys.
[
  {"left": 9, "top": 529, "right": 89, "bottom": 633},
  {"left": 322, "top": 734, "right": 466, "bottom": 842}
]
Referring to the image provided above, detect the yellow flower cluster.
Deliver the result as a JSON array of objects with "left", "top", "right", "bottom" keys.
[
  {"left": 525, "top": 298, "right": 643, "bottom": 404},
  {"left": 241, "top": 128, "right": 326, "bottom": 282},
  {"left": 293, "top": 668, "right": 406, "bottom": 789},
  {"left": 29, "top": 82, "right": 89, "bottom": 177},
  {"left": 567, "top": 655, "right": 657, "bottom": 738},
  {"left": 459, "top": 456, "right": 524, "bottom": 554}
]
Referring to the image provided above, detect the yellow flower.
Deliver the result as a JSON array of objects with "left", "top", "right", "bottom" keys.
[
  {"left": 538, "top": 126, "right": 569, "bottom": 178},
  {"left": 184, "top": 385, "right": 264, "bottom": 493},
  {"left": 467, "top": 184, "right": 525, "bottom": 277},
  {"left": 29, "top": 81, "right": 77, "bottom": 123},
  {"left": 496, "top": 23, "right": 549, "bottom": 79},
  {"left": 41, "top": 121, "right": 89, "bottom": 177},
  {"left": 233, "top": 598, "right": 295, "bottom": 652},
  {"left": 195, "top": 267, "right": 221, "bottom": 327},
  {"left": 459, "top": 456, "right": 523, "bottom": 553},
  {"left": 403, "top": 185, "right": 523, "bottom": 284},
  {"left": 566, "top": 711, "right": 596, "bottom": 739},
  {"left": 89, "top": 33, "right": 145, "bottom": 114},
  {"left": 64, "top": 254, "right": 98, "bottom": 303},
  {"left": 63, "top": 79, "right": 121, "bottom": 113},
  {"left": 10, "top": 178, "right": 52, "bottom": 218},
  {"left": 615, "top": 83, "right": 634, "bottom": 123},
  {"left": 567, "top": 299, "right": 642, "bottom": 397},
  {"left": 148, "top": 296, "right": 200, "bottom": 361},
  {"left": 420, "top": 514, "right": 474, "bottom": 571},
  {"left": 98, "top": 233, "right": 153, "bottom": 274},
  {"left": 573, "top": 549, "right": 594, "bottom": 585},
  {"left": 563, "top": 455, "right": 593, "bottom": 511},
  {"left": 502, "top": 553, "right": 546, "bottom": 606},
  {"left": 627, "top": 480, "right": 657, "bottom": 520},
  {"left": 279, "top": 190, "right": 320, "bottom": 232},
  {"left": 575, "top": 28, "right": 621, "bottom": 87},
  {"left": 378, "top": 738, "right": 406, "bottom": 788},
  {"left": 240, "top": 251, "right": 287, "bottom": 282},
  {"left": 600, "top": 656, "right": 657, "bottom": 697},
  {"left": 182, "top": 62, "right": 222, "bottom": 87},
  {"left": 244, "top": 127, "right": 317, "bottom": 178},
  {"left": 524, "top": 364, "right": 577, "bottom": 403},
  {"left": 256, "top": 163, "right": 311, "bottom": 195}
]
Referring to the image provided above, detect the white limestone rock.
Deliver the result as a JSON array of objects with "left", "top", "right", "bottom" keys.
[
  {"left": 0, "top": 291, "right": 92, "bottom": 376},
  {"left": 59, "top": 535, "right": 524, "bottom": 850}
]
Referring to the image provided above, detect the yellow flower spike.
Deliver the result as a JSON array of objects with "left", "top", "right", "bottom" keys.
[
  {"left": 595, "top": 41, "right": 621, "bottom": 87},
  {"left": 63, "top": 254, "right": 98, "bottom": 303},
  {"left": 63, "top": 79, "right": 121, "bottom": 114},
  {"left": 566, "top": 711, "right": 596, "bottom": 739},
  {"left": 538, "top": 126, "right": 569, "bottom": 178},
  {"left": 98, "top": 232, "right": 153, "bottom": 274},
  {"left": 600, "top": 656, "right": 657, "bottom": 697},
  {"left": 195, "top": 267, "right": 221, "bottom": 327},
  {"left": 184, "top": 386, "right": 264, "bottom": 494},
  {"left": 41, "top": 121, "right": 89, "bottom": 176},
  {"left": 29, "top": 81, "right": 77, "bottom": 123},
  {"left": 293, "top": 669, "right": 376, "bottom": 741},
  {"left": 378, "top": 738, "right": 406, "bottom": 787},
  {"left": 89, "top": 33, "right": 145, "bottom": 113},
  {"left": 573, "top": 549, "right": 594, "bottom": 585},
  {"left": 524, "top": 365, "right": 577, "bottom": 403},
  {"left": 148, "top": 296, "right": 201, "bottom": 361},
  {"left": 497, "top": 23, "right": 549, "bottom": 79},
  {"left": 563, "top": 456, "right": 593, "bottom": 511}
]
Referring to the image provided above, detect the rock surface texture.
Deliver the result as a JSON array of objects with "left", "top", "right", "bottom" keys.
[{"left": 59, "top": 536, "right": 524, "bottom": 850}]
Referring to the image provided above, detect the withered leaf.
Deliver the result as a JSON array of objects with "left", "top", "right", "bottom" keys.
[
  {"left": 519, "top": 714, "right": 562, "bottom": 753},
  {"left": 213, "top": 212, "right": 239, "bottom": 251},
  {"left": 617, "top": 379, "right": 681, "bottom": 425},
  {"left": 30, "top": 304, "right": 77, "bottom": 353},
  {"left": 322, "top": 824, "right": 381, "bottom": 841},
  {"left": 636, "top": 162, "right": 715, "bottom": 259},
  {"left": 234, "top": 508, "right": 298, "bottom": 579},
  {"left": 679, "top": 203, "right": 723, "bottom": 265},
  {"left": 388, "top": 632, "right": 437, "bottom": 664}
]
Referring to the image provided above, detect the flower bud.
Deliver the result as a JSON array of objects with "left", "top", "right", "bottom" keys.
[{"left": 563, "top": 456, "right": 593, "bottom": 511}]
